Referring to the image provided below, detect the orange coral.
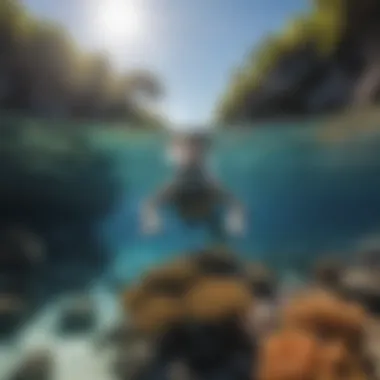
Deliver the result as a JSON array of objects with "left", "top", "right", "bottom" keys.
[
  {"left": 184, "top": 277, "right": 253, "bottom": 323},
  {"left": 258, "top": 330, "right": 368, "bottom": 380},
  {"left": 121, "top": 286, "right": 147, "bottom": 316},
  {"left": 316, "top": 341, "right": 351, "bottom": 380},
  {"left": 140, "top": 259, "right": 198, "bottom": 297},
  {"left": 282, "top": 290, "right": 367, "bottom": 352},
  {"left": 121, "top": 254, "right": 254, "bottom": 335},
  {"left": 317, "top": 341, "right": 370, "bottom": 380},
  {"left": 257, "top": 329, "right": 320, "bottom": 380},
  {"left": 121, "top": 257, "right": 198, "bottom": 316},
  {"left": 130, "top": 295, "right": 185, "bottom": 335}
]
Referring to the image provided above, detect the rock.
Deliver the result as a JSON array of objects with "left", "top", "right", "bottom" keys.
[
  {"left": 179, "top": 318, "right": 253, "bottom": 376},
  {"left": 58, "top": 296, "right": 96, "bottom": 333},
  {"left": 313, "top": 258, "right": 343, "bottom": 292},
  {"left": 0, "top": 294, "right": 26, "bottom": 337},
  {"left": 0, "top": 121, "right": 123, "bottom": 298},
  {"left": 166, "top": 361, "right": 193, "bottom": 380},
  {"left": 358, "top": 249, "right": 380, "bottom": 269},
  {"left": 245, "top": 263, "right": 276, "bottom": 299},
  {"left": 111, "top": 338, "right": 155, "bottom": 380},
  {"left": 245, "top": 300, "right": 278, "bottom": 340},
  {"left": 0, "top": 274, "right": 30, "bottom": 295},
  {"left": 95, "top": 323, "right": 148, "bottom": 350},
  {"left": 0, "top": 227, "right": 46, "bottom": 265},
  {"left": 340, "top": 267, "right": 380, "bottom": 314},
  {"left": 7, "top": 350, "right": 54, "bottom": 380}
]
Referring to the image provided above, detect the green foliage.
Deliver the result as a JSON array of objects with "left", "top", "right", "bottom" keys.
[
  {"left": 216, "top": 0, "right": 349, "bottom": 122},
  {"left": 0, "top": 0, "right": 164, "bottom": 126}
]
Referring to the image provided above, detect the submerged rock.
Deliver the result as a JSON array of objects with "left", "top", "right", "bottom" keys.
[
  {"left": 58, "top": 295, "right": 96, "bottom": 334},
  {"left": 313, "top": 258, "right": 344, "bottom": 294},
  {"left": 7, "top": 350, "right": 54, "bottom": 380},
  {"left": 0, "top": 120, "right": 124, "bottom": 299},
  {"left": 112, "top": 338, "right": 155, "bottom": 380},
  {"left": 0, "top": 121, "right": 122, "bottom": 224},
  {"left": 0, "top": 294, "right": 26, "bottom": 337},
  {"left": 245, "top": 263, "right": 277, "bottom": 299},
  {"left": 340, "top": 267, "right": 380, "bottom": 315}
]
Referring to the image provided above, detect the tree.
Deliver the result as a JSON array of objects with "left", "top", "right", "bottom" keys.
[
  {"left": 123, "top": 70, "right": 164, "bottom": 105},
  {"left": 0, "top": 0, "right": 165, "bottom": 125},
  {"left": 216, "top": 0, "right": 353, "bottom": 123}
]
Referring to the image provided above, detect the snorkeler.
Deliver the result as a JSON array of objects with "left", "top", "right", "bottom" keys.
[{"left": 140, "top": 132, "right": 245, "bottom": 242}]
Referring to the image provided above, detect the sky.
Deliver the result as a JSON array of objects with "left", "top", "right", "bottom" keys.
[{"left": 24, "top": 0, "right": 310, "bottom": 126}]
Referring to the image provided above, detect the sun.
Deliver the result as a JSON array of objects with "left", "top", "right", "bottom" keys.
[{"left": 94, "top": 0, "right": 144, "bottom": 46}]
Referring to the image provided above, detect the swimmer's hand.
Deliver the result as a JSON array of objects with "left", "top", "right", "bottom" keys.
[
  {"left": 225, "top": 207, "right": 245, "bottom": 236},
  {"left": 140, "top": 205, "right": 161, "bottom": 235}
]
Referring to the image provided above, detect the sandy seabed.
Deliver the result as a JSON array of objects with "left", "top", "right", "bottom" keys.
[{"left": 0, "top": 284, "right": 121, "bottom": 380}]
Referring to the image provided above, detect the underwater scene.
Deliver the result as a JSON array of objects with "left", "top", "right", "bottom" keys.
[
  {"left": 3, "top": 0, "right": 380, "bottom": 379},
  {"left": 2, "top": 117, "right": 380, "bottom": 380},
  {"left": 105, "top": 121, "right": 380, "bottom": 281}
]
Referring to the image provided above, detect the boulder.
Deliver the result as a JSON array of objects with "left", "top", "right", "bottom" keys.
[
  {"left": 245, "top": 263, "right": 277, "bottom": 299},
  {"left": 340, "top": 267, "right": 380, "bottom": 314},
  {"left": 58, "top": 295, "right": 96, "bottom": 333},
  {"left": 7, "top": 350, "right": 54, "bottom": 380},
  {"left": 0, "top": 294, "right": 26, "bottom": 337}
]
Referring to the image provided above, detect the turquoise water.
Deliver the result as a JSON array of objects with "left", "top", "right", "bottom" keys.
[{"left": 94, "top": 124, "right": 380, "bottom": 283}]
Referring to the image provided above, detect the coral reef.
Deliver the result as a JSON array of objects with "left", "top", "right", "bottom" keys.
[
  {"left": 120, "top": 251, "right": 256, "bottom": 380},
  {"left": 317, "top": 341, "right": 365, "bottom": 380},
  {"left": 339, "top": 266, "right": 380, "bottom": 315},
  {"left": 122, "top": 251, "right": 253, "bottom": 332},
  {"left": 282, "top": 290, "right": 367, "bottom": 353},
  {"left": 184, "top": 277, "right": 252, "bottom": 323},
  {"left": 257, "top": 330, "right": 320, "bottom": 380},
  {"left": 131, "top": 295, "right": 185, "bottom": 335},
  {"left": 139, "top": 259, "right": 198, "bottom": 297},
  {"left": 257, "top": 329, "right": 370, "bottom": 380}
]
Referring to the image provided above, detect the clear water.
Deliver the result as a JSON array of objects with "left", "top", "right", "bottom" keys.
[
  {"left": 95, "top": 123, "right": 380, "bottom": 283},
  {"left": 2, "top": 120, "right": 380, "bottom": 379}
]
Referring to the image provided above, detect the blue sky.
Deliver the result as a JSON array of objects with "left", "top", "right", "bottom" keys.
[{"left": 24, "top": 0, "right": 310, "bottom": 125}]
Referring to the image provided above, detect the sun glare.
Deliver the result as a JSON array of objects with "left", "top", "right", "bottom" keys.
[{"left": 95, "top": 0, "right": 144, "bottom": 46}]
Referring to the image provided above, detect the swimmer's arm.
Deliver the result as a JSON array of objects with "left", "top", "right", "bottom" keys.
[
  {"left": 210, "top": 179, "right": 246, "bottom": 233},
  {"left": 140, "top": 182, "right": 176, "bottom": 233}
]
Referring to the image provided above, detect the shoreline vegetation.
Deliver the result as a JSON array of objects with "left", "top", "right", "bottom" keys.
[
  {"left": 0, "top": 0, "right": 165, "bottom": 128},
  {"left": 216, "top": 0, "right": 380, "bottom": 125}
]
